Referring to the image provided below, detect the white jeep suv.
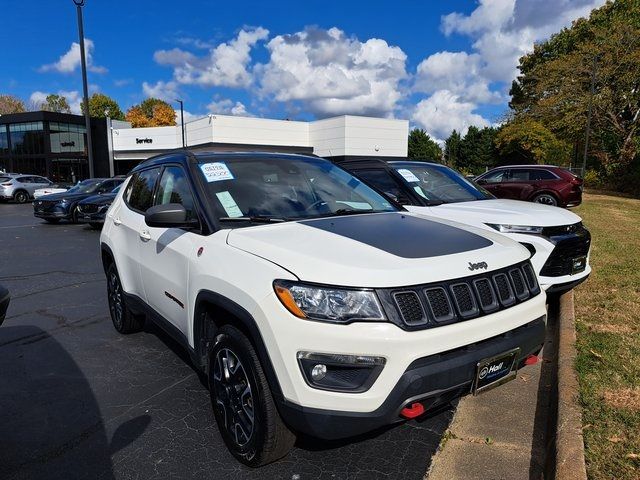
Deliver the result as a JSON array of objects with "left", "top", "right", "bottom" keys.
[{"left": 100, "top": 152, "right": 547, "bottom": 467}]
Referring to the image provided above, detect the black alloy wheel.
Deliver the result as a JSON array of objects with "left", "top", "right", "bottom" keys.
[
  {"left": 14, "top": 191, "right": 28, "bottom": 204},
  {"left": 106, "top": 264, "right": 143, "bottom": 333}
]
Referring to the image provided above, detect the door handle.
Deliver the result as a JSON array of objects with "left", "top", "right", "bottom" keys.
[
  {"left": 113, "top": 217, "right": 122, "bottom": 226},
  {"left": 139, "top": 230, "right": 151, "bottom": 241}
]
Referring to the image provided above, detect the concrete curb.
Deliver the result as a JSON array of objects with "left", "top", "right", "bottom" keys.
[{"left": 554, "top": 291, "right": 588, "bottom": 480}]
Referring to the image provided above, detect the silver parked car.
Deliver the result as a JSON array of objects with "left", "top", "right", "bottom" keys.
[{"left": 0, "top": 174, "right": 54, "bottom": 203}]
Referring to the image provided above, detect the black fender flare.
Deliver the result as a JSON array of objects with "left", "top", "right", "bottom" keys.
[{"left": 193, "top": 290, "right": 284, "bottom": 402}]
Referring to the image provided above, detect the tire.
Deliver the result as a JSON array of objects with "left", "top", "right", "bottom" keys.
[
  {"left": 70, "top": 205, "right": 79, "bottom": 224},
  {"left": 14, "top": 190, "right": 28, "bottom": 204},
  {"left": 532, "top": 193, "right": 558, "bottom": 206},
  {"left": 209, "top": 325, "right": 296, "bottom": 467},
  {"left": 44, "top": 218, "right": 60, "bottom": 224},
  {"left": 89, "top": 222, "right": 103, "bottom": 230},
  {"left": 106, "top": 263, "right": 144, "bottom": 333}
]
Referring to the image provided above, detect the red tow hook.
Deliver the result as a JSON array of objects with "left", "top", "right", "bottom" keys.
[
  {"left": 400, "top": 402, "right": 425, "bottom": 419},
  {"left": 524, "top": 354, "right": 539, "bottom": 366}
]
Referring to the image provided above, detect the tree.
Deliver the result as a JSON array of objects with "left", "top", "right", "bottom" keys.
[
  {"left": 495, "top": 118, "right": 571, "bottom": 165},
  {"left": 40, "top": 94, "right": 71, "bottom": 113},
  {"left": 509, "top": 0, "right": 640, "bottom": 184},
  {"left": 444, "top": 130, "right": 462, "bottom": 167},
  {"left": 0, "top": 94, "right": 26, "bottom": 114},
  {"left": 457, "top": 126, "right": 499, "bottom": 173},
  {"left": 125, "top": 98, "right": 176, "bottom": 127},
  {"left": 82, "top": 93, "right": 124, "bottom": 120},
  {"left": 408, "top": 128, "right": 442, "bottom": 161}
]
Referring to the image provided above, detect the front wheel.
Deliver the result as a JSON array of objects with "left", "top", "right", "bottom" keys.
[
  {"left": 533, "top": 193, "right": 558, "bottom": 206},
  {"left": 14, "top": 191, "right": 28, "bottom": 204},
  {"left": 209, "top": 325, "right": 295, "bottom": 467}
]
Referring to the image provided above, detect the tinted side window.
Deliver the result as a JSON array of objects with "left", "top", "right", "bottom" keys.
[
  {"left": 482, "top": 170, "right": 507, "bottom": 183},
  {"left": 356, "top": 170, "right": 404, "bottom": 199},
  {"left": 125, "top": 168, "right": 160, "bottom": 212},
  {"left": 17, "top": 176, "right": 32, "bottom": 184},
  {"left": 155, "top": 166, "right": 197, "bottom": 221},
  {"left": 510, "top": 169, "right": 531, "bottom": 181},
  {"left": 531, "top": 169, "right": 557, "bottom": 180}
]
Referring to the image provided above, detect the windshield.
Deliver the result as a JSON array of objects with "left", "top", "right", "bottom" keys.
[
  {"left": 198, "top": 156, "right": 396, "bottom": 223},
  {"left": 392, "top": 164, "right": 493, "bottom": 203},
  {"left": 111, "top": 184, "right": 121, "bottom": 194},
  {"left": 66, "top": 179, "right": 103, "bottom": 194}
]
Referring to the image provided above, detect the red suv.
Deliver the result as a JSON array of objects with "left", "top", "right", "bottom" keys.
[{"left": 475, "top": 165, "right": 583, "bottom": 207}]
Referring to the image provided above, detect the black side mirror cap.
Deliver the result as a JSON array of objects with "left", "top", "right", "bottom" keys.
[{"left": 144, "top": 203, "right": 198, "bottom": 229}]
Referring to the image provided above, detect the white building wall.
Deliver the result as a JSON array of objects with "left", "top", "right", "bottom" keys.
[
  {"left": 308, "top": 116, "right": 347, "bottom": 157},
  {"left": 112, "top": 125, "right": 180, "bottom": 151},
  {"left": 210, "top": 115, "right": 309, "bottom": 147},
  {"left": 185, "top": 117, "right": 212, "bottom": 146},
  {"left": 343, "top": 116, "right": 408, "bottom": 157}
]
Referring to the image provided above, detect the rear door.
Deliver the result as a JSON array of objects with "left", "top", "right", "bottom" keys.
[
  {"left": 499, "top": 169, "right": 535, "bottom": 200},
  {"left": 137, "top": 165, "right": 200, "bottom": 336}
]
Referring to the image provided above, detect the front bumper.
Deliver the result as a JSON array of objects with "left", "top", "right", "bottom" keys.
[
  {"left": 254, "top": 289, "right": 547, "bottom": 415},
  {"left": 33, "top": 210, "right": 71, "bottom": 220},
  {"left": 76, "top": 212, "right": 106, "bottom": 224},
  {"left": 278, "top": 316, "right": 546, "bottom": 439}
]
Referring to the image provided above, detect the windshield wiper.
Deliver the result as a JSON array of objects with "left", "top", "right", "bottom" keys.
[{"left": 218, "top": 216, "right": 289, "bottom": 223}]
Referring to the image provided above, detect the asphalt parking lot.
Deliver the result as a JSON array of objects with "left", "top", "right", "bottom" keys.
[{"left": 0, "top": 203, "right": 452, "bottom": 480}]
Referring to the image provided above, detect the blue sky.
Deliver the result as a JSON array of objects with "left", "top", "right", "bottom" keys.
[{"left": 0, "top": 0, "right": 604, "bottom": 140}]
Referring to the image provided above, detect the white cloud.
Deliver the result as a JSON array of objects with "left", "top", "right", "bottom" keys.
[
  {"left": 412, "top": 90, "right": 490, "bottom": 142},
  {"left": 154, "top": 27, "right": 269, "bottom": 88},
  {"left": 257, "top": 26, "right": 408, "bottom": 117},
  {"left": 440, "top": 0, "right": 606, "bottom": 83},
  {"left": 142, "top": 80, "right": 180, "bottom": 101},
  {"left": 39, "top": 39, "right": 107, "bottom": 74},
  {"left": 207, "top": 98, "right": 252, "bottom": 116},
  {"left": 414, "top": 51, "right": 502, "bottom": 104},
  {"left": 29, "top": 90, "right": 83, "bottom": 114}
]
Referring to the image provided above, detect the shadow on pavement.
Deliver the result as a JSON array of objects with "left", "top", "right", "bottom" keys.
[{"left": 0, "top": 326, "right": 149, "bottom": 480}]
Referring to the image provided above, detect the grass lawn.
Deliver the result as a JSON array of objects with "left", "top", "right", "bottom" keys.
[{"left": 573, "top": 193, "right": 640, "bottom": 479}]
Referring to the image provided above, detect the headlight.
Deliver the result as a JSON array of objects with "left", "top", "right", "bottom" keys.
[
  {"left": 273, "top": 280, "right": 385, "bottom": 323},
  {"left": 487, "top": 224, "right": 543, "bottom": 234}
]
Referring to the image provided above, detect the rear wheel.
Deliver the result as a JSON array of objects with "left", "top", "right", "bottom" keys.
[
  {"left": 14, "top": 191, "right": 28, "bottom": 204},
  {"left": 106, "top": 263, "right": 143, "bottom": 333},
  {"left": 209, "top": 325, "right": 295, "bottom": 467},
  {"left": 533, "top": 193, "right": 558, "bottom": 206}
]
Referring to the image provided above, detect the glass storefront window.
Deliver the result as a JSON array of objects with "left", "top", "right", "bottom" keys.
[
  {"left": 50, "top": 158, "right": 89, "bottom": 184},
  {"left": 0, "top": 126, "right": 8, "bottom": 155},
  {"left": 9, "top": 122, "right": 46, "bottom": 155},
  {"left": 49, "top": 122, "right": 86, "bottom": 154}
]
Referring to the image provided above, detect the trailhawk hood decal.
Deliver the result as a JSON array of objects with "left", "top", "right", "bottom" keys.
[
  {"left": 408, "top": 198, "right": 581, "bottom": 227},
  {"left": 226, "top": 212, "right": 528, "bottom": 287}
]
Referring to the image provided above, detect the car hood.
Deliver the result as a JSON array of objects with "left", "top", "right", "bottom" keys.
[
  {"left": 78, "top": 193, "right": 116, "bottom": 205},
  {"left": 226, "top": 212, "right": 529, "bottom": 287},
  {"left": 38, "top": 191, "right": 98, "bottom": 202},
  {"left": 406, "top": 199, "right": 581, "bottom": 228}
]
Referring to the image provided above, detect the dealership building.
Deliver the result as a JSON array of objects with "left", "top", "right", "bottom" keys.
[{"left": 0, "top": 111, "right": 408, "bottom": 183}]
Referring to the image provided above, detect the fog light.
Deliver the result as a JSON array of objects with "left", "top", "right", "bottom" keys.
[
  {"left": 311, "top": 364, "right": 327, "bottom": 381},
  {"left": 297, "top": 351, "right": 386, "bottom": 393}
]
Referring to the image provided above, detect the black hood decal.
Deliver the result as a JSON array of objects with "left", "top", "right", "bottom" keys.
[{"left": 300, "top": 213, "right": 492, "bottom": 259}]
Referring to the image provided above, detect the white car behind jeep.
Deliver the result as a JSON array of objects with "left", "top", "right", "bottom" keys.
[
  {"left": 100, "top": 152, "right": 547, "bottom": 466},
  {"left": 338, "top": 159, "right": 591, "bottom": 294}
]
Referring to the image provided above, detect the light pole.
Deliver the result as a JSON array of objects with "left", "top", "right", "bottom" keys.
[
  {"left": 175, "top": 99, "right": 185, "bottom": 148},
  {"left": 73, "top": 0, "right": 94, "bottom": 178}
]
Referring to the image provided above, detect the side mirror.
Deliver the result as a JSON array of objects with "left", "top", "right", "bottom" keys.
[{"left": 144, "top": 203, "right": 198, "bottom": 229}]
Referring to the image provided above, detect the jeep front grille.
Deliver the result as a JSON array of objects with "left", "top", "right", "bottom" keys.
[{"left": 380, "top": 260, "right": 539, "bottom": 331}]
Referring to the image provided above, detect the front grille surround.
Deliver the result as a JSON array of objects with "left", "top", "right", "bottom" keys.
[
  {"left": 377, "top": 260, "right": 539, "bottom": 331},
  {"left": 540, "top": 223, "right": 591, "bottom": 277}
]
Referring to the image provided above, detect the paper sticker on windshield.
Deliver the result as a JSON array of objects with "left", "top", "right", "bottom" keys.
[
  {"left": 216, "top": 191, "right": 243, "bottom": 217},
  {"left": 200, "top": 162, "right": 234, "bottom": 182},
  {"left": 397, "top": 169, "right": 420, "bottom": 183}
]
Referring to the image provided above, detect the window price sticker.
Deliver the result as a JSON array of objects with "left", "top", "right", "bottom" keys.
[
  {"left": 397, "top": 169, "right": 420, "bottom": 183},
  {"left": 200, "top": 162, "right": 234, "bottom": 182}
]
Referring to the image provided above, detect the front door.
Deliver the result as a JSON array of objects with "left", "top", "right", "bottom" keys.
[{"left": 138, "top": 165, "right": 200, "bottom": 337}]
